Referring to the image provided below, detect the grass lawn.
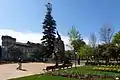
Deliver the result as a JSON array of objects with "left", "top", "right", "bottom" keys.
[
  {"left": 96, "top": 78, "right": 114, "bottom": 80},
  {"left": 9, "top": 74, "right": 115, "bottom": 80},
  {"left": 9, "top": 75, "right": 78, "bottom": 80},
  {"left": 10, "top": 66, "right": 120, "bottom": 80},
  {"left": 51, "top": 66, "right": 120, "bottom": 76}
]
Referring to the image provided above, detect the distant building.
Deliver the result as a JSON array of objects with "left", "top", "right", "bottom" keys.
[
  {"left": 1, "top": 35, "right": 43, "bottom": 60},
  {"left": 1, "top": 33, "right": 65, "bottom": 61}
]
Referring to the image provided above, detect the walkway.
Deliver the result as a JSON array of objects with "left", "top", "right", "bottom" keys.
[
  {"left": 0, "top": 62, "right": 85, "bottom": 80},
  {"left": 0, "top": 63, "right": 54, "bottom": 80}
]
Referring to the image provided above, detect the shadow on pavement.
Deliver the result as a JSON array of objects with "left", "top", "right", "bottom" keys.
[{"left": 17, "top": 68, "right": 27, "bottom": 71}]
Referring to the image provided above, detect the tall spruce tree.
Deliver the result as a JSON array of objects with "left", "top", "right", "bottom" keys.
[{"left": 41, "top": 2, "right": 56, "bottom": 57}]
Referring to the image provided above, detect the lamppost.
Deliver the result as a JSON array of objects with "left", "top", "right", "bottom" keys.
[
  {"left": 75, "top": 52, "right": 77, "bottom": 68},
  {"left": 115, "top": 77, "right": 119, "bottom": 80},
  {"left": 92, "top": 56, "right": 94, "bottom": 60},
  {"left": 55, "top": 47, "right": 59, "bottom": 66}
]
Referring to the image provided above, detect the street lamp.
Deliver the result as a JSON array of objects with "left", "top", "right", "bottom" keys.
[
  {"left": 92, "top": 56, "right": 94, "bottom": 60},
  {"left": 75, "top": 52, "right": 77, "bottom": 68},
  {"left": 115, "top": 77, "right": 119, "bottom": 80},
  {"left": 55, "top": 47, "right": 59, "bottom": 66}
]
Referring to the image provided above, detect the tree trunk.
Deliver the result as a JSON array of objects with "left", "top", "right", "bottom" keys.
[
  {"left": 55, "top": 53, "right": 59, "bottom": 66},
  {"left": 116, "top": 57, "right": 118, "bottom": 64},
  {"left": 105, "top": 57, "right": 109, "bottom": 65},
  {"left": 56, "top": 62, "right": 58, "bottom": 66},
  {"left": 78, "top": 55, "right": 80, "bottom": 65},
  {"left": 86, "top": 56, "right": 89, "bottom": 64}
]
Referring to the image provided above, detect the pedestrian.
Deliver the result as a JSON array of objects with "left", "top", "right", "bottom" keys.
[{"left": 17, "top": 57, "right": 22, "bottom": 70}]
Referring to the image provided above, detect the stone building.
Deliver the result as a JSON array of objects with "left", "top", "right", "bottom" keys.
[
  {"left": 1, "top": 33, "right": 65, "bottom": 61},
  {"left": 1, "top": 35, "right": 43, "bottom": 60}
]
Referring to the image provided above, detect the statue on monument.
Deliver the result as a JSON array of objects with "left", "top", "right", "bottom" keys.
[
  {"left": 54, "top": 31, "right": 65, "bottom": 64},
  {"left": 57, "top": 31, "right": 61, "bottom": 40}
]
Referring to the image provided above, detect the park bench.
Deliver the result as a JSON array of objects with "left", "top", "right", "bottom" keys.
[
  {"left": 63, "top": 63, "right": 73, "bottom": 68},
  {"left": 43, "top": 65, "right": 56, "bottom": 71},
  {"left": 43, "top": 63, "right": 73, "bottom": 72}
]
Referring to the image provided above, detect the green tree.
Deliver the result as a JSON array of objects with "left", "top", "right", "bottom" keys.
[
  {"left": 97, "top": 44, "right": 107, "bottom": 57},
  {"left": 68, "top": 27, "right": 81, "bottom": 42},
  {"left": 96, "top": 44, "right": 117, "bottom": 64},
  {"left": 79, "top": 45, "right": 93, "bottom": 63},
  {"left": 68, "top": 26, "right": 85, "bottom": 51},
  {"left": 71, "top": 39, "right": 86, "bottom": 52},
  {"left": 112, "top": 31, "right": 120, "bottom": 46},
  {"left": 63, "top": 50, "right": 72, "bottom": 64},
  {"left": 99, "top": 25, "right": 114, "bottom": 64},
  {"left": 107, "top": 44, "right": 118, "bottom": 61},
  {"left": 96, "top": 44, "right": 109, "bottom": 62},
  {"left": 112, "top": 31, "right": 120, "bottom": 63},
  {"left": 41, "top": 3, "right": 56, "bottom": 58},
  {"left": 116, "top": 46, "right": 120, "bottom": 63},
  {"left": 68, "top": 26, "right": 85, "bottom": 64},
  {"left": 89, "top": 33, "right": 97, "bottom": 61}
]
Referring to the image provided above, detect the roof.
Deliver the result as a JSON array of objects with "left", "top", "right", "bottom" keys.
[
  {"left": 1, "top": 35, "right": 16, "bottom": 40},
  {"left": 16, "top": 42, "right": 31, "bottom": 47},
  {"left": 27, "top": 41, "right": 41, "bottom": 46}
]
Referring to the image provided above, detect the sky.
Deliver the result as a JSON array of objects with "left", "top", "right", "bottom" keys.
[{"left": 0, "top": 0, "right": 120, "bottom": 50}]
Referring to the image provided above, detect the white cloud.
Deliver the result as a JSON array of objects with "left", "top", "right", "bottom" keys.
[
  {"left": 60, "top": 34, "right": 89, "bottom": 50},
  {"left": 0, "top": 29, "right": 42, "bottom": 44},
  {"left": 83, "top": 37, "right": 102, "bottom": 46},
  {"left": 0, "top": 29, "right": 70, "bottom": 50},
  {"left": 83, "top": 37, "right": 89, "bottom": 44},
  {"left": 0, "top": 29, "right": 90, "bottom": 50}
]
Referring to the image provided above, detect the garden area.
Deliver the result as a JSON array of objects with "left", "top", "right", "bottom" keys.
[
  {"left": 9, "top": 2, "right": 120, "bottom": 80},
  {"left": 10, "top": 65, "right": 120, "bottom": 80},
  {"left": 2, "top": 1, "right": 120, "bottom": 80}
]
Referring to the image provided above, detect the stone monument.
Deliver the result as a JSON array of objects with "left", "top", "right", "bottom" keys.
[{"left": 54, "top": 31, "right": 65, "bottom": 63}]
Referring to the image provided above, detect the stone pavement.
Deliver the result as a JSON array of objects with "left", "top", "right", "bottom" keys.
[
  {"left": 0, "top": 63, "right": 54, "bottom": 80},
  {"left": 0, "top": 62, "right": 85, "bottom": 80}
]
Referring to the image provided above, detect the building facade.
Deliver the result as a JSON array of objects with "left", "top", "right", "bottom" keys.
[
  {"left": 1, "top": 34, "right": 65, "bottom": 61},
  {"left": 1, "top": 35, "right": 43, "bottom": 60}
]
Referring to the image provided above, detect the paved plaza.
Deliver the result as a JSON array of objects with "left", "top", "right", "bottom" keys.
[
  {"left": 0, "top": 62, "right": 85, "bottom": 80},
  {"left": 0, "top": 63, "right": 54, "bottom": 80}
]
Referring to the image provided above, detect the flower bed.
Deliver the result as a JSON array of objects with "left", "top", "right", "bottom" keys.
[
  {"left": 44, "top": 66, "right": 120, "bottom": 80},
  {"left": 97, "top": 65, "right": 120, "bottom": 68},
  {"left": 93, "top": 65, "right": 120, "bottom": 73},
  {"left": 45, "top": 72, "right": 115, "bottom": 80},
  {"left": 85, "top": 62, "right": 120, "bottom": 66}
]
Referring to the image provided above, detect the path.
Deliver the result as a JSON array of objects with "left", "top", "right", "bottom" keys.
[
  {"left": 0, "top": 62, "right": 85, "bottom": 80},
  {"left": 0, "top": 63, "right": 54, "bottom": 80}
]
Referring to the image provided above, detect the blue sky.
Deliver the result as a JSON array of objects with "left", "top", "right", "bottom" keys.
[{"left": 0, "top": 0, "right": 120, "bottom": 47}]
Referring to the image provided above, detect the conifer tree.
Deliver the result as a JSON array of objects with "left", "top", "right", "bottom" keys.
[{"left": 41, "top": 2, "right": 56, "bottom": 57}]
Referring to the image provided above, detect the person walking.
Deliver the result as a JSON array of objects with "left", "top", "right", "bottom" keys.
[{"left": 17, "top": 57, "right": 22, "bottom": 70}]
